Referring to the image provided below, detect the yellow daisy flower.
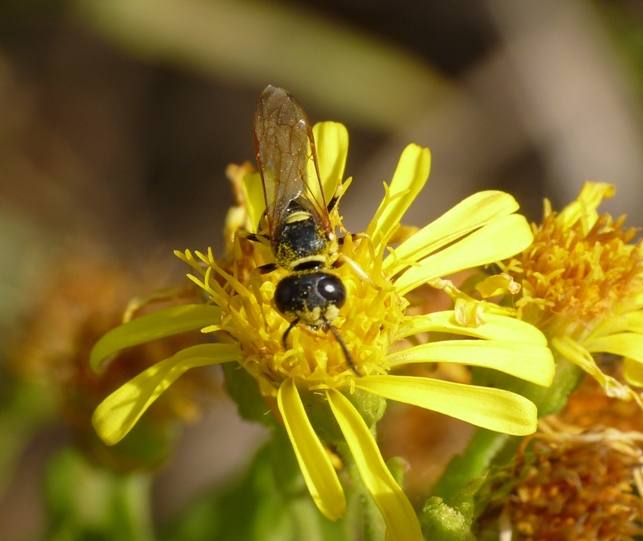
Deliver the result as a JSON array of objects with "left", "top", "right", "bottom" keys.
[
  {"left": 496, "top": 182, "right": 643, "bottom": 407},
  {"left": 89, "top": 121, "right": 554, "bottom": 540}
]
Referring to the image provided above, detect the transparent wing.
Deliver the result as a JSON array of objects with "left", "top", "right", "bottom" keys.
[{"left": 254, "top": 86, "right": 330, "bottom": 243}]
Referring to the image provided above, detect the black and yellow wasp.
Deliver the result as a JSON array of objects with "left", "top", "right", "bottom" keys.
[{"left": 250, "top": 85, "right": 360, "bottom": 375}]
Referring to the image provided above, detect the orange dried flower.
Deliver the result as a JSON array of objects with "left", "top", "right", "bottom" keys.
[
  {"left": 480, "top": 430, "right": 643, "bottom": 541},
  {"left": 8, "top": 254, "right": 216, "bottom": 471}
]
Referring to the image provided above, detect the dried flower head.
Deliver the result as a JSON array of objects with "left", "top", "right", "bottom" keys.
[
  {"left": 496, "top": 183, "right": 643, "bottom": 406},
  {"left": 9, "top": 254, "right": 215, "bottom": 470},
  {"left": 480, "top": 430, "right": 643, "bottom": 541}
]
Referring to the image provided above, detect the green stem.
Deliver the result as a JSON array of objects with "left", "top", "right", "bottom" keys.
[
  {"left": 430, "top": 429, "right": 509, "bottom": 501},
  {"left": 431, "top": 355, "right": 584, "bottom": 502}
]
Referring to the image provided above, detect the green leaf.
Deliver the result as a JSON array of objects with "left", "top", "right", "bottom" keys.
[{"left": 223, "top": 363, "right": 275, "bottom": 427}]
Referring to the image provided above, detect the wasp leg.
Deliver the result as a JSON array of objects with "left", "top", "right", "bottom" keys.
[
  {"left": 256, "top": 262, "right": 278, "bottom": 274},
  {"left": 327, "top": 182, "right": 347, "bottom": 214},
  {"left": 336, "top": 232, "right": 383, "bottom": 290},
  {"left": 324, "top": 317, "right": 362, "bottom": 377},
  {"left": 235, "top": 231, "right": 275, "bottom": 274},
  {"left": 333, "top": 254, "right": 382, "bottom": 291},
  {"left": 244, "top": 232, "right": 268, "bottom": 243},
  {"left": 338, "top": 232, "right": 370, "bottom": 246},
  {"left": 282, "top": 317, "right": 301, "bottom": 351},
  {"left": 236, "top": 230, "right": 270, "bottom": 244}
]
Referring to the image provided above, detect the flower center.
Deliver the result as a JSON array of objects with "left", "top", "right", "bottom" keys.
[
  {"left": 510, "top": 212, "right": 643, "bottom": 334},
  {"left": 212, "top": 233, "right": 405, "bottom": 393}
]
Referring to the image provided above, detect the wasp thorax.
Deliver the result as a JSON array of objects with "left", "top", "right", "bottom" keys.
[{"left": 274, "top": 272, "right": 346, "bottom": 327}]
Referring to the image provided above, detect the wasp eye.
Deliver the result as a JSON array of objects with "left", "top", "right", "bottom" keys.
[
  {"left": 274, "top": 277, "right": 296, "bottom": 314},
  {"left": 317, "top": 275, "right": 346, "bottom": 308}
]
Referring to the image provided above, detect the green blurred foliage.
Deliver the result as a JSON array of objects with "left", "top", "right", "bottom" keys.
[
  {"left": 162, "top": 434, "right": 355, "bottom": 541},
  {"left": 45, "top": 448, "right": 154, "bottom": 541}
]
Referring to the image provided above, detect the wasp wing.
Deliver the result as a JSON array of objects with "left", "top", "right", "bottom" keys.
[{"left": 254, "top": 86, "right": 331, "bottom": 244}]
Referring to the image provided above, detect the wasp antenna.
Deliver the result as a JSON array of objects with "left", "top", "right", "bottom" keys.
[
  {"left": 324, "top": 318, "right": 362, "bottom": 377},
  {"left": 282, "top": 318, "right": 300, "bottom": 351}
]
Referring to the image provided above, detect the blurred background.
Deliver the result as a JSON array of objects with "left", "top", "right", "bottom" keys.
[{"left": 2, "top": 0, "right": 643, "bottom": 539}]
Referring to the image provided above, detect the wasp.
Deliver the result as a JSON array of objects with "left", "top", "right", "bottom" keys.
[{"left": 250, "top": 85, "right": 360, "bottom": 375}]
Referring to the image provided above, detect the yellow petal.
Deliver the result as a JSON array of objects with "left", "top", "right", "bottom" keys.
[
  {"left": 585, "top": 333, "right": 643, "bottom": 365},
  {"left": 610, "top": 311, "right": 643, "bottom": 334},
  {"left": 313, "top": 121, "right": 348, "bottom": 203},
  {"left": 383, "top": 191, "right": 519, "bottom": 274},
  {"left": 355, "top": 375, "right": 538, "bottom": 435},
  {"left": 395, "top": 311, "right": 547, "bottom": 346},
  {"left": 92, "top": 344, "right": 238, "bottom": 445},
  {"left": 242, "top": 171, "right": 266, "bottom": 234},
  {"left": 558, "top": 182, "right": 615, "bottom": 233},
  {"left": 553, "top": 336, "right": 642, "bottom": 404},
  {"left": 277, "top": 378, "right": 346, "bottom": 521},
  {"left": 394, "top": 214, "right": 533, "bottom": 296},
  {"left": 326, "top": 389, "right": 422, "bottom": 541},
  {"left": 624, "top": 358, "right": 643, "bottom": 387},
  {"left": 475, "top": 273, "right": 521, "bottom": 298},
  {"left": 387, "top": 340, "right": 554, "bottom": 387},
  {"left": 366, "top": 144, "right": 431, "bottom": 253},
  {"left": 90, "top": 304, "right": 221, "bottom": 373}
]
